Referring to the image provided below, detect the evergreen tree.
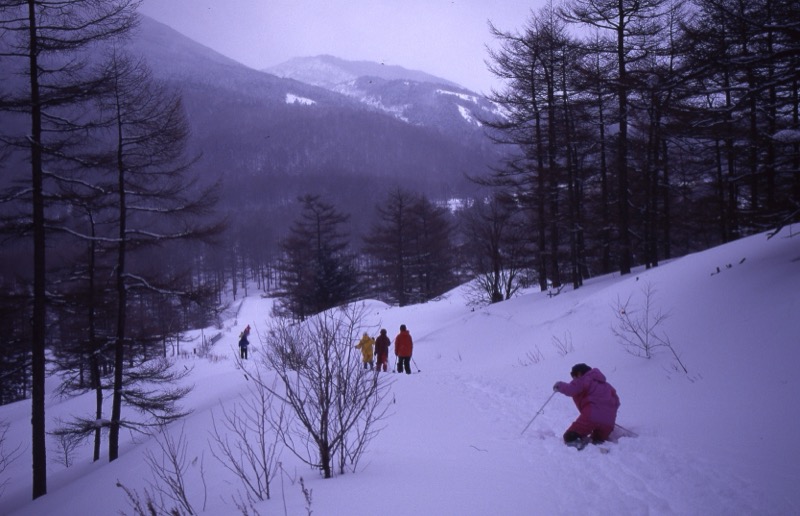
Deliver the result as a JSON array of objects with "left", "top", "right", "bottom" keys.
[{"left": 276, "top": 195, "right": 358, "bottom": 319}]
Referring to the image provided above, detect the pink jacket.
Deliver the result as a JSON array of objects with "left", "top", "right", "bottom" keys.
[{"left": 556, "top": 368, "right": 620, "bottom": 426}]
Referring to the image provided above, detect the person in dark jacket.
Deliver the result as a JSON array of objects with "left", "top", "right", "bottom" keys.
[
  {"left": 394, "top": 324, "right": 413, "bottom": 374},
  {"left": 238, "top": 327, "right": 250, "bottom": 360},
  {"left": 374, "top": 329, "right": 391, "bottom": 372},
  {"left": 553, "top": 363, "right": 620, "bottom": 448}
]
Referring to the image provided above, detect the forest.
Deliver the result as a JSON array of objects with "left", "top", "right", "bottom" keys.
[{"left": 0, "top": 0, "right": 798, "bottom": 502}]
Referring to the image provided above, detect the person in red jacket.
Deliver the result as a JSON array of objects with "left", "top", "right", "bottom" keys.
[
  {"left": 374, "top": 329, "right": 391, "bottom": 372},
  {"left": 553, "top": 363, "right": 620, "bottom": 449},
  {"left": 394, "top": 324, "right": 413, "bottom": 374}
]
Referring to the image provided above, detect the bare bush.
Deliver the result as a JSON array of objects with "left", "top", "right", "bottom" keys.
[
  {"left": 1, "top": 421, "right": 23, "bottom": 495},
  {"left": 49, "top": 420, "right": 86, "bottom": 468},
  {"left": 517, "top": 346, "right": 544, "bottom": 366},
  {"left": 259, "top": 303, "right": 392, "bottom": 478},
  {"left": 299, "top": 477, "right": 313, "bottom": 516},
  {"left": 209, "top": 367, "right": 283, "bottom": 502},
  {"left": 118, "top": 424, "right": 206, "bottom": 515},
  {"left": 612, "top": 283, "right": 688, "bottom": 372},
  {"left": 551, "top": 332, "right": 574, "bottom": 357}
]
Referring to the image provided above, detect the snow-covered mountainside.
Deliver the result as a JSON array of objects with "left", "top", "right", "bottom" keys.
[
  {"left": 267, "top": 55, "right": 503, "bottom": 134},
  {"left": 2, "top": 228, "right": 798, "bottom": 515},
  {"left": 267, "top": 54, "right": 461, "bottom": 91},
  {"left": 116, "top": 17, "right": 502, "bottom": 231}
]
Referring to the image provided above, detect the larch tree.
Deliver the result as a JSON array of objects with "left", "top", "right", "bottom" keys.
[
  {"left": 561, "top": 0, "right": 669, "bottom": 275},
  {"left": 0, "top": 0, "right": 139, "bottom": 498},
  {"left": 97, "top": 50, "right": 222, "bottom": 462}
]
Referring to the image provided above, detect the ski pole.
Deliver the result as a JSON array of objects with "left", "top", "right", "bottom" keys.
[
  {"left": 614, "top": 423, "right": 639, "bottom": 438},
  {"left": 520, "top": 391, "right": 557, "bottom": 436},
  {"left": 412, "top": 357, "right": 421, "bottom": 372}
]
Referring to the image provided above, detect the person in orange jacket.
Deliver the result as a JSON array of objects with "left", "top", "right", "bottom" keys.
[{"left": 394, "top": 324, "right": 413, "bottom": 374}]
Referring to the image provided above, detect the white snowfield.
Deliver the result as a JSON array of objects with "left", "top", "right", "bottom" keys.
[{"left": 2, "top": 228, "right": 798, "bottom": 515}]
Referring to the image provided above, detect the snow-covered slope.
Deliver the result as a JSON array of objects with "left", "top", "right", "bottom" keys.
[
  {"left": 2, "top": 228, "right": 799, "bottom": 515},
  {"left": 267, "top": 54, "right": 461, "bottom": 91},
  {"left": 267, "top": 55, "right": 503, "bottom": 135}
]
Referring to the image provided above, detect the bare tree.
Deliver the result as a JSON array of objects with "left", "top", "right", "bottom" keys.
[
  {"left": 485, "top": 8, "right": 585, "bottom": 292},
  {"left": 258, "top": 303, "right": 392, "bottom": 478},
  {"left": 463, "top": 194, "right": 531, "bottom": 305},
  {"left": 611, "top": 282, "right": 687, "bottom": 372},
  {"left": 49, "top": 419, "right": 86, "bottom": 468},
  {"left": 209, "top": 367, "right": 283, "bottom": 503},
  {"left": 0, "top": 0, "right": 139, "bottom": 498},
  {"left": 95, "top": 50, "right": 222, "bottom": 462},
  {"left": 561, "top": 0, "right": 668, "bottom": 275}
]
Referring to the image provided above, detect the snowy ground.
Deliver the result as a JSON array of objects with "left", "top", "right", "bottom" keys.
[{"left": 2, "top": 228, "right": 799, "bottom": 515}]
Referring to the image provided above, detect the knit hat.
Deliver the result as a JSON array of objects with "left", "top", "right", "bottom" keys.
[
  {"left": 570, "top": 363, "right": 591, "bottom": 377},
  {"left": 380, "top": 329, "right": 387, "bottom": 334}
]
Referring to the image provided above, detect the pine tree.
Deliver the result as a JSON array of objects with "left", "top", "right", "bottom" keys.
[{"left": 276, "top": 195, "right": 358, "bottom": 319}]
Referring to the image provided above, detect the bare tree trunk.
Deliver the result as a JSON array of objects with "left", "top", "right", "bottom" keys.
[{"left": 26, "top": 0, "right": 47, "bottom": 497}]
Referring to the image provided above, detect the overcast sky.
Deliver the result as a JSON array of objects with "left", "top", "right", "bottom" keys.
[{"left": 138, "top": 0, "right": 539, "bottom": 93}]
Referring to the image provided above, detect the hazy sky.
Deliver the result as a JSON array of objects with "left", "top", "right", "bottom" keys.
[{"left": 138, "top": 0, "right": 539, "bottom": 93}]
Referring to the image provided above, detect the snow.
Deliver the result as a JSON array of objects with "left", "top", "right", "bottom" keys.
[
  {"left": 2, "top": 228, "right": 799, "bottom": 515},
  {"left": 435, "top": 89, "right": 479, "bottom": 104},
  {"left": 457, "top": 105, "right": 481, "bottom": 126},
  {"left": 285, "top": 93, "right": 316, "bottom": 105},
  {"left": 772, "top": 129, "right": 800, "bottom": 144},
  {"left": 360, "top": 96, "right": 411, "bottom": 123}
]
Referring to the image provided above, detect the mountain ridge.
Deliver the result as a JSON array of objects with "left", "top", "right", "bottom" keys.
[
  {"left": 266, "top": 54, "right": 462, "bottom": 90},
  {"left": 265, "top": 54, "right": 502, "bottom": 137},
  {"left": 117, "top": 16, "right": 501, "bottom": 240}
]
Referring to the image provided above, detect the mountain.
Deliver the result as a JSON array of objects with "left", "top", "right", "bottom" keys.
[
  {"left": 2, "top": 228, "right": 797, "bottom": 515},
  {"left": 1, "top": 16, "right": 504, "bottom": 244},
  {"left": 266, "top": 54, "right": 462, "bottom": 91},
  {"left": 267, "top": 55, "right": 503, "bottom": 139},
  {"left": 120, "top": 17, "right": 501, "bottom": 238}
]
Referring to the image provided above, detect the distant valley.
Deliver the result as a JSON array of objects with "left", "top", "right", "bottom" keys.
[{"left": 127, "top": 17, "right": 504, "bottom": 239}]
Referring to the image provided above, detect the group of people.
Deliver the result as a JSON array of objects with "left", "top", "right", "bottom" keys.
[
  {"left": 357, "top": 331, "right": 620, "bottom": 448},
  {"left": 239, "top": 320, "right": 618, "bottom": 449},
  {"left": 355, "top": 324, "right": 414, "bottom": 374},
  {"left": 236, "top": 322, "right": 415, "bottom": 374}
]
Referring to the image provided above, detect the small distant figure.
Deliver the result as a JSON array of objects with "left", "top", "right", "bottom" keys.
[
  {"left": 355, "top": 332, "right": 375, "bottom": 369},
  {"left": 238, "top": 325, "right": 250, "bottom": 360},
  {"left": 553, "top": 363, "right": 620, "bottom": 450},
  {"left": 394, "top": 324, "right": 413, "bottom": 374},
  {"left": 374, "top": 329, "right": 391, "bottom": 372}
]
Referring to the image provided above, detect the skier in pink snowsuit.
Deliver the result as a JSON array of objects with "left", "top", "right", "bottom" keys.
[{"left": 553, "top": 363, "right": 620, "bottom": 447}]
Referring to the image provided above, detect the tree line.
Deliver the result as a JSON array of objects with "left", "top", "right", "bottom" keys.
[
  {"left": 0, "top": 0, "right": 222, "bottom": 499},
  {"left": 223, "top": 0, "right": 799, "bottom": 314},
  {"left": 481, "top": 0, "right": 799, "bottom": 293}
]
